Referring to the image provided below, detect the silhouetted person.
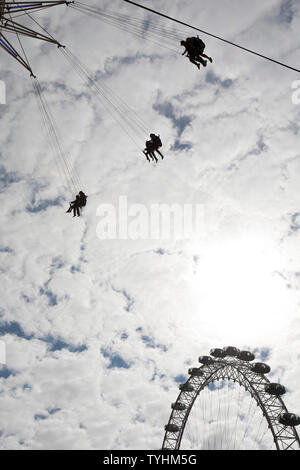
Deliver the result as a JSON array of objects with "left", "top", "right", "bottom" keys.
[
  {"left": 142, "top": 145, "right": 151, "bottom": 162},
  {"left": 181, "top": 36, "right": 212, "bottom": 70},
  {"left": 150, "top": 133, "right": 164, "bottom": 160},
  {"left": 181, "top": 39, "right": 204, "bottom": 69},
  {"left": 143, "top": 140, "right": 158, "bottom": 162},
  {"left": 66, "top": 194, "right": 81, "bottom": 217},
  {"left": 189, "top": 36, "right": 213, "bottom": 63},
  {"left": 78, "top": 191, "right": 87, "bottom": 207}
]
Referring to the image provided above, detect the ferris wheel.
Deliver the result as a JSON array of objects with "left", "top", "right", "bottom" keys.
[{"left": 163, "top": 347, "right": 300, "bottom": 450}]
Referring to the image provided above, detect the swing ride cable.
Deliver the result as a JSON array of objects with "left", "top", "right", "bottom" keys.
[
  {"left": 70, "top": 6, "right": 176, "bottom": 50},
  {"left": 35, "top": 79, "right": 79, "bottom": 193},
  {"left": 69, "top": 2, "right": 182, "bottom": 54},
  {"left": 12, "top": 6, "right": 84, "bottom": 194},
  {"left": 32, "top": 78, "right": 73, "bottom": 195},
  {"left": 61, "top": 48, "right": 144, "bottom": 148},
  {"left": 70, "top": 8, "right": 178, "bottom": 55},
  {"left": 6, "top": 3, "right": 83, "bottom": 195},
  {"left": 32, "top": 77, "right": 81, "bottom": 196},
  {"left": 70, "top": 2, "right": 183, "bottom": 42},
  {"left": 122, "top": 0, "right": 300, "bottom": 74},
  {"left": 60, "top": 47, "right": 155, "bottom": 151},
  {"left": 40, "top": 80, "right": 82, "bottom": 192}
]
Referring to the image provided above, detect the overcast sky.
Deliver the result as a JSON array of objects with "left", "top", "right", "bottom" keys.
[{"left": 0, "top": 0, "right": 300, "bottom": 450}]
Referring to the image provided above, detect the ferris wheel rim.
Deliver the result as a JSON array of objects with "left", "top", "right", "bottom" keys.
[{"left": 162, "top": 352, "right": 300, "bottom": 451}]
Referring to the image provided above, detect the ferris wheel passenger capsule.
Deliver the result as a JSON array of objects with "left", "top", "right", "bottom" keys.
[
  {"left": 198, "top": 355, "right": 214, "bottom": 365},
  {"left": 179, "top": 383, "right": 194, "bottom": 392},
  {"left": 250, "top": 362, "right": 271, "bottom": 374},
  {"left": 265, "top": 383, "right": 286, "bottom": 396},
  {"left": 188, "top": 367, "right": 204, "bottom": 376},
  {"left": 210, "top": 348, "right": 226, "bottom": 358},
  {"left": 223, "top": 346, "right": 240, "bottom": 357},
  {"left": 279, "top": 413, "right": 300, "bottom": 427},
  {"left": 237, "top": 350, "right": 255, "bottom": 361},
  {"left": 164, "top": 423, "right": 179, "bottom": 433},
  {"left": 171, "top": 402, "right": 186, "bottom": 411}
]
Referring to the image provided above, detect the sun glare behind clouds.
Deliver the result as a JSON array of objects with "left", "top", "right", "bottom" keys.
[{"left": 188, "top": 235, "right": 296, "bottom": 344}]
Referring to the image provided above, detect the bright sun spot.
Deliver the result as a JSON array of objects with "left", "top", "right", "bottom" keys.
[{"left": 189, "top": 236, "right": 296, "bottom": 345}]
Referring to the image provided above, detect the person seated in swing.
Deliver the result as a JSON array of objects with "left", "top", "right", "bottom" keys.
[
  {"left": 67, "top": 191, "right": 87, "bottom": 217},
  {"left": 150, "top": 133, "right": 164, "bottom": 160},
  {"left": 180, "top": 36, "right": 212, "bottom": 69},
  {"left": 143, "top": 140, "right": 158, "bottom": 163},
  {"left": 66, "top": 193, "right": 83, "bottom": 217},
  {"left": 78, "top": 191, "right": 87, "bottom": 207}
]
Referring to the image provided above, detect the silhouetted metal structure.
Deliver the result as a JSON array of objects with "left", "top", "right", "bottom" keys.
[
  {"left": 163, "top": 347, "right": 300, "bottom": 450},
  {"left": 0, "top": 1, "right": 71, "bottom": 74}
]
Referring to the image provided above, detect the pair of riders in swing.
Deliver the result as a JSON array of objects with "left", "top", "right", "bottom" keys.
[
  {"left": 66, "top": 190, "right": 87, "bottom": 217},
  {"left": 180, "top": 35, "right": 213, "bottom": 70},
  {"left": 68, "top": 37, "right": 212, "bottom": 214},
  {"left": 143, "top": 133, "right": 164, "bottom": 163}
]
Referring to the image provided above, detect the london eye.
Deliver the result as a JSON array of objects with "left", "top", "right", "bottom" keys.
[{"left": 163, "top": 347, "right": 300, "bottom": 450}]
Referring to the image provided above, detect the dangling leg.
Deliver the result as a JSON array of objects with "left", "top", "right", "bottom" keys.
[
  {"left": 195, "top": 55, "right": 207, "bottom": 67},
  {"left": 156, "top": 150, "right": 164, "bottom": 160},
  {"left": 188, "top": 56, "right": 200, "bottom": 69},
  {"left": 143, "top": 150, "right": 150, "bottom": 162},
  {"left": 151, "top": 151, "right": 158, "bottom": 163},
  {"left": 201, "top": 53, "right": 212, "bottom": 63}
]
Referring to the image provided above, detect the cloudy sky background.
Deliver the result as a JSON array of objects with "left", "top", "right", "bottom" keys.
[{"left": 0, "top": 0, "right": 300, "bottom": 449}]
